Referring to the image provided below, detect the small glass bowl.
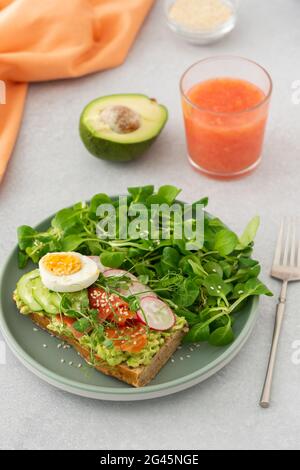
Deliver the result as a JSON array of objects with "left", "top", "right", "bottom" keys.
[{"left": 164, "top": 0, "right": 238, "bottom": 45}]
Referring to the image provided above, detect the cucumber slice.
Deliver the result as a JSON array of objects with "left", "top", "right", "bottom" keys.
[
  {"left": 31, "top": 277, "right": 61, "bottom": 315},
  {"left": 16, "top": 270, "right": 42, "bottom": 312}
]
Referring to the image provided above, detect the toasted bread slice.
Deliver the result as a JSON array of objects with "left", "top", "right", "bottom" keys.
[{"left": 14, "top": 294, "right": 188, "bottom": 387}]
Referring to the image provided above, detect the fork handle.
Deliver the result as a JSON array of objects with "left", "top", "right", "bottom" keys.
[{"left": 260, "top": 280, "right": 288, "bottom": 408}]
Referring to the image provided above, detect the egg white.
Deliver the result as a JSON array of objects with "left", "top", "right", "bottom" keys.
[{"left": 39, "top": 252, "right": 100, "bottom": 293}]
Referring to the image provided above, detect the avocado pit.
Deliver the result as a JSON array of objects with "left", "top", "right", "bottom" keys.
[{"left": 100, "top": 105, "right": 141, "bottom": 134}]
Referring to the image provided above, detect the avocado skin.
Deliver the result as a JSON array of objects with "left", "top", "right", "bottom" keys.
[{"left": 79, "top": 102, "right": 168, "bottom": 162}]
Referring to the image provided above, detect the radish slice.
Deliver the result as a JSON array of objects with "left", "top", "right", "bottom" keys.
[
  {"left": 103, "top": 269, "right": 137, "bottom": 281},
  {"left": 137, "top": 296, "right": 175, "bottom": 331},
  {"left": 88, "top": 256, "right": 107, "bottom": 272},
  {"left": 119, "top": 281, "right": 157, "bottom": 300}
]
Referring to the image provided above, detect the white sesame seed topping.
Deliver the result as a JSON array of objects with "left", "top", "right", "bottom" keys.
[
  {"left": 186, "top": 354, "right": 191, "bottom": 358},
  {"left": 171, "top": 359, "right": 175, "bottom": 363},
  {"left": 43, "top": 344, "right": 47, "bottom": 348},
  {"left": 57, "top": 344, "right": 62, "bottom": 349},
  {"left": 33, "top": 328, "right": 38, "bottom": 332},
  {"left": 77, "top": 364, "right": 82, "bottom": 368},
  {"left": 180, "top": 356, "right": 184, "bottom": 360},
  {"left": 60, "top": 359, "right": 65, "bottom": 363},
  {"left": 68, "top": 361, "right": 73, "bottom": 366}
]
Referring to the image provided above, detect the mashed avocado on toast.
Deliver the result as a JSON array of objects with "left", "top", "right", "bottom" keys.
[
  {"left": 79, "top": 94, "right": 168, "bottom": 162},
  {"left": 14, "top": 270, "right": 187, "bottom": 369}
]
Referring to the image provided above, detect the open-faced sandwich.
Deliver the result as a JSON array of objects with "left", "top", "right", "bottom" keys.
[
  {"left": 13, "top": 252, "right": 188, "bottom": 387},
  {"left": 14, "top": 186, "right": 273, "bottom": 388}
]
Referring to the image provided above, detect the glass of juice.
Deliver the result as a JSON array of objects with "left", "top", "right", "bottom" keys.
[{"left": 180, "top": 56, "right": 272, "bottom": 178}]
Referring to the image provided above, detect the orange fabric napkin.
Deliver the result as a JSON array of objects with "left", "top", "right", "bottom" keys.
[{"left": 0, "top": 0, "right": 154, "bottom": 181}]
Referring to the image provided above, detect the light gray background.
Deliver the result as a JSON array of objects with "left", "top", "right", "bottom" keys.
[{"left": 0, "top": 0, "right": 300, "bottom": 450}]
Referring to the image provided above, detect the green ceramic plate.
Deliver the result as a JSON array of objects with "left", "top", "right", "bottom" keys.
[{"left": 0, "top": 211, "right": 259, "bottom": 401}]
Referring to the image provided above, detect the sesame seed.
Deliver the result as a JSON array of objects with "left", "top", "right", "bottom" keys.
[
  {"left": 33, "top": 328, "right": 38, "bottom": 332},
  {"left": 189, "top": 347, "right": 194, "bottom": 352},
  {"left": 43, "top": 344, "right": 47, "bottom": 348},
  {"left": 57, "top": 344, "right": 62, "bottom": 349},
  {"left": 180, "top": 356, "right": 184, "bottom": 360},
  {"left": 186, "top": 354, "right": 191, "bottom": 358},
  {"left": 77, "top": 364, "right": 82, "bottom": 368},
  {"left": 68, "top": 361, "right": 73, "bottom": 366},
  {"left": 171, "top": 358, "right": 175, "bottom": 363},
  {"left": 178, "top": 345, "right": 182, "bottom": 350},
  {"left": 60, "top": 359, "right": 65, "bottom": 363}
]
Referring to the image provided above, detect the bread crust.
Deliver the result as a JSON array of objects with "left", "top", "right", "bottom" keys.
[{"left": 14, "top": 296, "right": 188, "bottom": 387}]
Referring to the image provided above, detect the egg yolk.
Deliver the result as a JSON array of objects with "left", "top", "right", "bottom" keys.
[{"left": 43, "top": 254, "right": 82, "bottom": 276}]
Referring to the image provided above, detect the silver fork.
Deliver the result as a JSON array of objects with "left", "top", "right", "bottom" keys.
[{"left": 260, "top": 218, "right": 300, "bottom": 408}]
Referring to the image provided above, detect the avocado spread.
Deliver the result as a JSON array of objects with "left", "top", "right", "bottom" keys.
[{"left": 15, "top": 270, "right": 187, "bottom": 368}]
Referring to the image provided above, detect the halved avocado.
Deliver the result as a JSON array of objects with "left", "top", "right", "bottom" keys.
[{"left": 79, "top": 94, "right": 168, "bottom": 162}]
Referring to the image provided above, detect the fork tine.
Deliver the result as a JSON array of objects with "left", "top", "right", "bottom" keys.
[
  {"left": 273, "top": 219, "right": 284, "bottom": 266},
  {"left": 283, "top": 218, "right": 291, "bottom": 266},
  {"left": 290, "top": 218, "right": 296, "bottom": 267}
]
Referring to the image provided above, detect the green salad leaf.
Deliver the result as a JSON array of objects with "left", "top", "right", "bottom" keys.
[
  {"left": 17, "top": 185, "right": 272, "bottom": 347},
  {"left": 100, "top": 251, "right": 127, "bottom": 268},
  {"left": 213, "top": 229, "right": 238, "bottom": 256},
  {"left": 237, "top": 216, "right": 260, "bottom": 250}
]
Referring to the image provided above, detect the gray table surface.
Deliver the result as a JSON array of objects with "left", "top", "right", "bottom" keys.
[{"left": 1, "top": 0, "right": 300, "bottom": 450}]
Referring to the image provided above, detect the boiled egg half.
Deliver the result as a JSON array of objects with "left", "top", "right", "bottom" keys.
[{"left": 39, "top": 252, "right": 100, "bottom": 292}]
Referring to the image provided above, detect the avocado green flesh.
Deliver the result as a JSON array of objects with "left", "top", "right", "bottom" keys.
[
  {"left": 15, "top": 270, "right": 187, "bottom": 368},
  {"left": 79, "top": 94, "right": 168, "bottom": 162}
]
